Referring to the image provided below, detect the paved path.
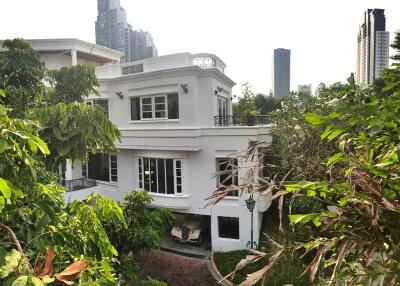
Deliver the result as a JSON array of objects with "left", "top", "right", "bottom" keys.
[{"left": 136, "top": 249, "right": 219, "bottom": 286}]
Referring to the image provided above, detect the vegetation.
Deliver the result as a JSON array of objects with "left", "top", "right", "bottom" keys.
[
  {"left": 233, "top": 83, "right": 282, "bottom": 117},
  {"left": 210, "top": 31, "right": 400, "bottom": 286},
  {"left": 0, "top": 39, "right": 170, "bottom": 285}
]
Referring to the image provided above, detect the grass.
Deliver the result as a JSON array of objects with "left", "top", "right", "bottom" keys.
[{"left": 213, "top": 201, "right": 313, "bottom": 286}]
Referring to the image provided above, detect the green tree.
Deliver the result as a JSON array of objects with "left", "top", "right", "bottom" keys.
[
  {"left": 0, "top": 39, "right": 45, "bottom": 117},
  {"left": 212, "top": 31, "right": 400, "bottom": 286},
  {"left": 108, "top": 191, "right": 174, "bottom": 281},
  {"left": 232, "top": 83, "right": 260, "bottom": 116},
  {"left": 48, "top": 65, "right": 99, "bottom": 104}
]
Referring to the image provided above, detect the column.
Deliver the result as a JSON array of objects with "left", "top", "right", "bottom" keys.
[{"left": 71, "top": 49, "right": 77, "bottom": 66}]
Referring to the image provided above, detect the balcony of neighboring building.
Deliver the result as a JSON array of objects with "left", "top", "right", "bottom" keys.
[{"left": 213, "top": 115, "right": 270, "bottom": 127}]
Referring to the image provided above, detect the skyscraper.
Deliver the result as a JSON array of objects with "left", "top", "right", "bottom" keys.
[
  {"left": 356, "top": 9, "right": 389, "bottom": 86},
  {"left": 271, "top": 48, "right": 291, "bottom": 98},
  {"left": 95, "top": 0, "right": 157, "bottom": 63}
]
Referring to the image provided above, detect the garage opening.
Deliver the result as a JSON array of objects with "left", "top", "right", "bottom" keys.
[{"left": 162, "top": 213, "right": 211, "bottom": 259}]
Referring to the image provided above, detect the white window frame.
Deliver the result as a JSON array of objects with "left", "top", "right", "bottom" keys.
[
  {"left": 138, "top": 157, "right": 183, "bottom": 195},
  {"left": 82, "top": 153, "right": 118, "bottom": 183},
  {"left": 140, "top": 95, "right": 167, "bottom": 120}
]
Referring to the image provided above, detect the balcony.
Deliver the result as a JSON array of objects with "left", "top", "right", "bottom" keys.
[
  {"left": 149, "top": 193, "right": 191, "bottom": 210},
  {"left": 62, "top": 178, "right": 96, "bottom": 192},
  {"left": 214, "top": 115, "right": 270, "bottom": 127}
]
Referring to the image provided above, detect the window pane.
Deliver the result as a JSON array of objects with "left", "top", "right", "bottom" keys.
[
  {"left": 110, "top": 155, "right": 118, "bottom": 182},
  {"left": 142, "top": 112, "right": 152, "bottom": 119},
  {"left": 138, "top": 158, "right": 143, "bottom": 189},
  {"left": 144, "top": 158, "right": 150, "bottom": 191},
  {"left": 131, "top": 98, "right": 141, "bottom": 120},
  {"left": 167, "top": 94, "right": 179, "bottom": 119},
  {"left": 157, "top": 159, "right": 166, "bottom": 194},
  {"left": 88, "top": 153, "right": 110, "bottom": 182},
  {"left": 217, "top": 158, "right": 238, "bottom": 196},
  {"left": 94, "top": 99, "right": 109, "bottom": 117},
  {"left": 166, "top": 159, "right": 175, "bottom": 194},
  {"left": 150, "top": 158, "right": 158, "bottom": 193},
  {"left": 155, "top": 96, "right": 165, "bottom": 104},
  {"left": 142, "top": 104, "right": 152, "bottom": 112},
  {"left": 218, "top": 217, "right": 239, "bottom": 239},
  {"left": 142, "top": 98, "right": 151, "bottom": 104},
  {"left": 155, "top": 111, "right": 166, "bottom": 118}
]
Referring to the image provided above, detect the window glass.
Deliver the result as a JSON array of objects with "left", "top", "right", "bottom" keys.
[
  {"left": 216, "top": 158, "right": 238, "bottom": 196},
  {"left": 110, "top": 155, "right": 118, "bottom": 182},
  {"left": 167, "top": 94, "right": 179, "bottom": 119},
  {"left": 166, "top": 159, "right": 175, "bottom": 194},
  {"left": 88, "top": 153, "right": 110, "bottom": 182},
  {"left": 94, "top": 99, "right": 109, "bottom": 117},
  {"left": 131, "top": 98, "right": 141, "bottom": 121},
  {"left": 139, "top": 157, "right": 181, "bottom": 194},
  {"left": 218, "top": 216, "right": 239, "bottom": 239}
]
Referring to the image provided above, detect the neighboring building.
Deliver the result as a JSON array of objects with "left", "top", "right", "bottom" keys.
[
  {"left": 356, "top": 9, "right": 389, "bottom": 86},
  {"left": 297, "top": 84, "right": 312, "bottom": 95},
  {"left": 0, "top": 38, "right": 122, "bottom": 69},
  {"left": 271, "top": 48, "right": 290, "bottom": 98},
  {"left": 95, "top": 0, "right": 157, "bottom": 63},
  {"left": 18, "top": 39, "right": 272, "bottom": 252}
]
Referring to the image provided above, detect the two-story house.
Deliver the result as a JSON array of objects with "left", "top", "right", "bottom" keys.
[{"left": 3, "top": 39, "right": 272, "bottom": 252}]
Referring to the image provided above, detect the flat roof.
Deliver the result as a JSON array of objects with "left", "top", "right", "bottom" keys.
[{"left": 0, "top": 38, "right": 123, "bottom": 63}]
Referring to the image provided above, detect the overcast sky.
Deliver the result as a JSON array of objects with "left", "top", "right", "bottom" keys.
[{"left": 1, "top": 0, "right": 399, "bottom": 96}]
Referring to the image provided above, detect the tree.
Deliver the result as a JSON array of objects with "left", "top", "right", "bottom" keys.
[
  {"left": 209, "top": 32, "right": 400, "bottom": 285},
  {"left": 47, "top": 65, "right": 99, "bottom": 104},
  {"left": 0, "top": 39, "right": 168, "bottom": 285},
  {"left": 107, "top": 191, "right": 174, "bottom": 281},
  {"left": 0, "top": 39, "right": 45, "bottom": 117}
]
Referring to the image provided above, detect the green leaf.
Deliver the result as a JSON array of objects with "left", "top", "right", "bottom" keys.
[
  {"left": 289, "top": 214, "right": 308, "bottom": 224},
  {"left": 0, "top": 178, "right": 11, "bottom": 199},
  {"left": 0, "top": 196, "right": 5, "bottom": 213},
  {"left": 27, "top": 139, "right": 38, "bottom": 153},
  {"left": 0, "top": 104, "right": 6, "bottom": 115},
  {"left": 327, "top": 153, "right": 344, "bottom": 166},
  {"left": 371, "top": 168, "right": 387, "bottom": 178},
  {"left": 0, "top": 89, "right": 5, "bottom": 97},
  {"left": 305, "top": 113, "right": 326, "bottom": 125},
  {"left": 327, "top": 129, "right": 343, "bottom": 141},
  {"left": 320, "top": 125, "right": 333, "bottom": 139},
  {"left": 33, "top": 136, "right": 50, "bottom": 155},
  {"left": 41, "top": 276, "right": 55, "bottom": 285},
  {"left": 383, "top": 189, "right": 397, "bottom": 201},
  {"left": 0, "top": 249, "right": 22, "bottom": 278},
  {"left": 28, "top": 277, "right": 44, "bottom": 286},
  {"left": 12, "top": 276, "right": 28, "bottom": 286},
  {"left": 344, "top": 166, "right": 354, "bottom": 177}
]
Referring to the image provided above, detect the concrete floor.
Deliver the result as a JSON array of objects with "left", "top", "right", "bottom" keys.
[{"left": 162, "top": 232, "right": 212, "bottom": 259}]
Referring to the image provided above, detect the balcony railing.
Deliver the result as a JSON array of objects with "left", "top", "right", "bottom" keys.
[
  {"left": 62, "top": 178, "right": 96, "bottom": 192},
  {"left": 214, "top": 115, "right": 270, "bottom": 126}
]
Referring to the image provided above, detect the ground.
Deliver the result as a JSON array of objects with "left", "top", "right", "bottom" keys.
[{"left": 136, "top": 249, "right": 218, "bottom": 286}]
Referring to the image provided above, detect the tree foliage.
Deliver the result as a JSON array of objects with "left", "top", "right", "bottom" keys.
[
  {"left": 0, "top": 39, "right": 168, "bottom": 285},
  {"left": 210, "top": 30, "right": 400, "bottom": 286}
]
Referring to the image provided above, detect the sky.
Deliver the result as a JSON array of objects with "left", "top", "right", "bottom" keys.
[{"left": 1, "top": 0, "right": 399, "bottom": 96}]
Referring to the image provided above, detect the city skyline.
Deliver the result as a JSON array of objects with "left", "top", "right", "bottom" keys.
[{"left": 0, "top": 0, "right": 399, "bottom": 96}]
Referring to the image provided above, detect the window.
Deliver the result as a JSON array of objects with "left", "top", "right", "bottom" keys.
[
  {"left": 216, "top": 158, "right": 238, "bottom": 196},
  {"left": 130, "top": 94, "right": 179, "bottom": 121},
  {"left": 138, "top": 157, "right": 182, "bottom": 194},
  {"left": 93, "top": 99, "right": 109, "bottom": 117},
  {"left": 122, "top": 63, "right": 144, "bottom": 75},
  {"left": 84, "top": 153, "right": 117, "bottom": 182},
  {"left": 218, "top": 216, "right": 239, "bottom": 239}
]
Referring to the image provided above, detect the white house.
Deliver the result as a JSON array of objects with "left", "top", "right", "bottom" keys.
[{"left": 2, "top": 38, "right": 272, "bottom": 252}]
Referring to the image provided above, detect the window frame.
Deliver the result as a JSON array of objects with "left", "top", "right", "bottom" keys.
[
  {"left": 138, "top": 157, "right": 183, "bottom": 195},
  {"left": 216, "top": 158, "right": 239, "bottom": 197},
  {"left": 130, "top": 93, "right": 179, "bottom": 121},
  {"left": 82, "top": 153, "right": 118, "bottom": 183},
  {"left": 218, "top": 216, "right": 240, "bottom": 240}
]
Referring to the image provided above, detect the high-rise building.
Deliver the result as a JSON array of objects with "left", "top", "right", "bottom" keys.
[
  {"left": 356, "top": 9, "right": 389, "bottom": 86},
  {"left": 95, "top": 0, "right": 157, "bottom": 63},
  {"left": 271, "top": 48, "right": 290, "bottom": 98}
]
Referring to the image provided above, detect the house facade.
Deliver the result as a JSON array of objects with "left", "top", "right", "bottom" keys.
[{"left": 4, "top": 39, "right": 272, "bottom": 252}]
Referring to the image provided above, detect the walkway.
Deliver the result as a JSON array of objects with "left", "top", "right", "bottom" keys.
[{"left": 136, "top": 249, "right": 219, "bottom": 286}]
